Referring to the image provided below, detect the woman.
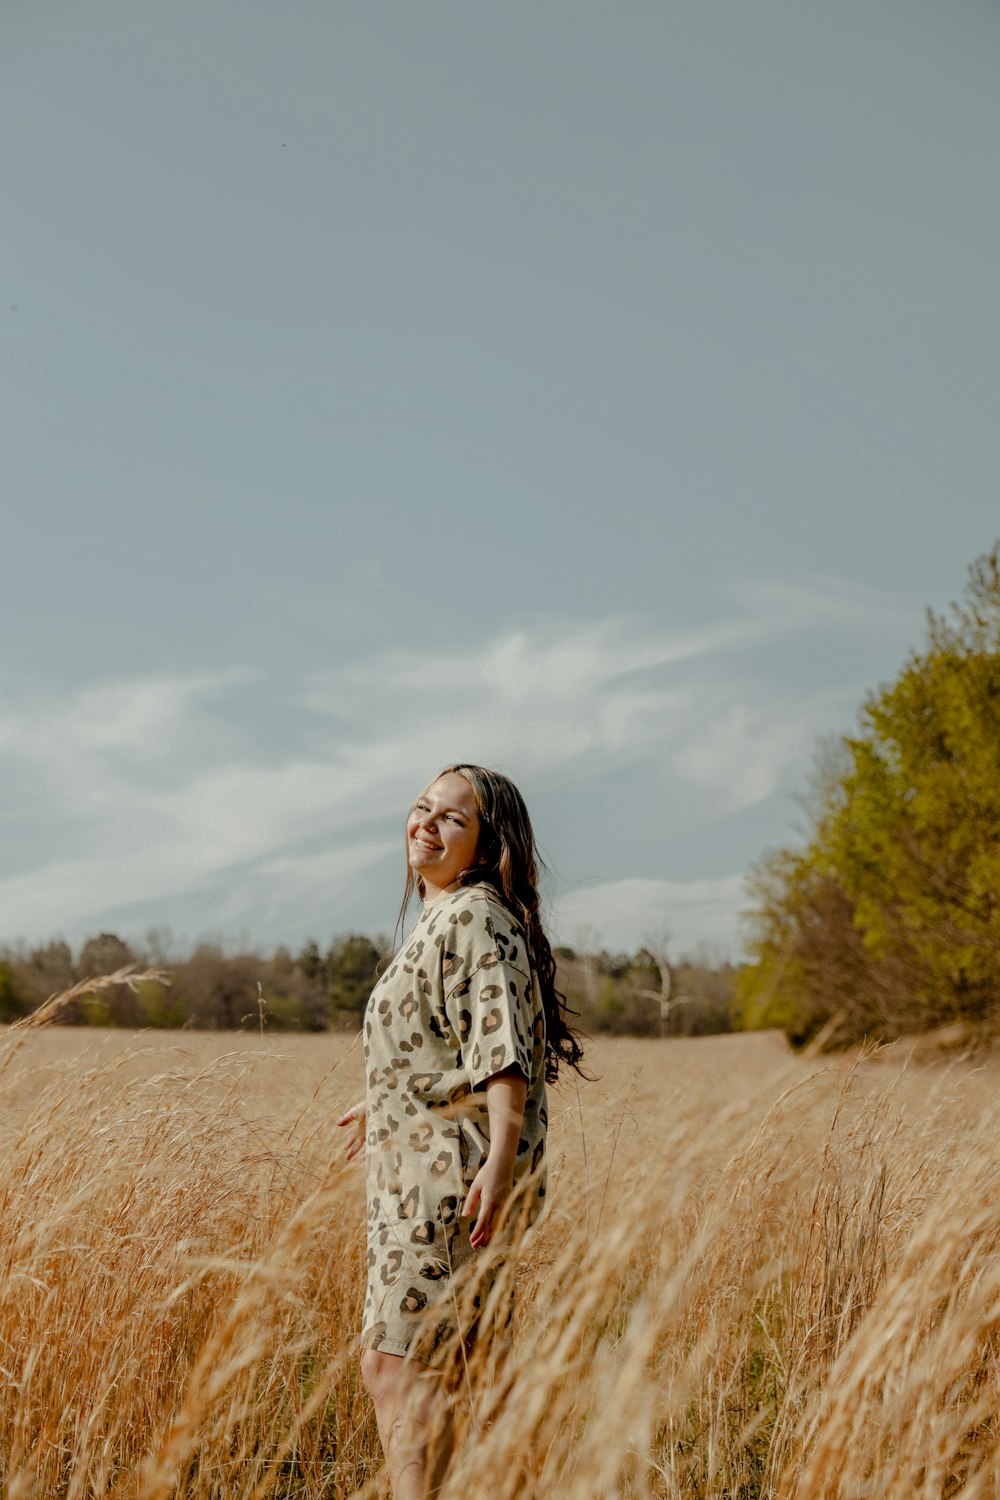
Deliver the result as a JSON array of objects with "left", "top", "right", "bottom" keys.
[{"left": 337, "top": 763, "right": 583, "bottom": 1499}]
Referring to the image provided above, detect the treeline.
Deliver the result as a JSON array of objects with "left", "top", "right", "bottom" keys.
[
  {"left": 0, "top": 932, "right": 384, "bottom": 1032},
  {"left": 739, "top": 542, "right": 1000, "bottom": 1050},
  {"left": 0, "top": 930, "right": 740, "bottom": 1038},
  {"left": 556, "top": 947, "right": 739, "bottom": 1038}
]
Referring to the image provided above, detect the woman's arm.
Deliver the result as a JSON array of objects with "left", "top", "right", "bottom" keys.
[{"left": 462, "top": 1067, "right": 527, "bottom": 1248}]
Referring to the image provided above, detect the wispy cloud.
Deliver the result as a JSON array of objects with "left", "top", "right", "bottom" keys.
[
  {"left": 728, "top": 574, "right": 918, "bottom": 634},
  {"left": 0, "top": 575, "right": 916, "bottom": 950},
  {"left": 669, "top": 688, "right": 862, "bottom": 813},
  {"left": 550, "top": 875, "right": 748, "bottom": 960}
]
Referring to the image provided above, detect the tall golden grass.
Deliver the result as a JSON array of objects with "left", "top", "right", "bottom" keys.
[{"left": 2, "top": 978, "right": 999, "bottom": 1497}]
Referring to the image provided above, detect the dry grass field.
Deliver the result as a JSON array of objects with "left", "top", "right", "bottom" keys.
[{"left": 2, "top": 995, "right": 1000, "bottom": 1498}]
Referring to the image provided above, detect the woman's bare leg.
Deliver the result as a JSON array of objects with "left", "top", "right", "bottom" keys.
[{"left": 361, "top": 1349, "right": 453, "bottom": 1498}]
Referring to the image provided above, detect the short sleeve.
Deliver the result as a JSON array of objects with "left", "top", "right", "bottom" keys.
[{"left": 441, "top": 892, "right": 535, "bottom": 1089}]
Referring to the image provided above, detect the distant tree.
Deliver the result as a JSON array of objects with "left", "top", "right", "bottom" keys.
[
  {"left": 20, "top": 940, "right": 76, "bottom": 1017},
  {"left": 31, "top": 939, "right": 74, "bottom": 989},
  {"left": 673, "top": 963, "right": 735, "bottom": 1035},
  {"left": 297, "top": 939, "right": 326, "bottom": 987},
  {"left": 553, "top": 939, "right": 734, "bottom": 1038},
  {"left": 259, "top": 946, "right": 329, "bottom": 1032},
  {"left": 134, "top": 979, "right": 188, "bottom": 1030},
  {"left": 183, "top": 944, "right": 261, "bottom": 1029},
  {"left": 0, "top": 964, "right": 28, "bottom": 1023},
  {"left": 77, "top": 933, "right": 141, "bottom": 1024},
  {"left": 79, "top": 932, "right": 136, "bottom": 976},
  {"left": 272, "top": 945, "right": 294, "bottom": 975},
  {"left": 593, "top": 950, "right": 632, "bottom": 980},
  {"left": 143, "top": 927, "right": 178, "bottom": 966},
  {"left": 328, "top": 935, "right": 383, "bottom": 1023},
  {"left": 635, "top": 931, "right": 678, "bottom": 1037}
]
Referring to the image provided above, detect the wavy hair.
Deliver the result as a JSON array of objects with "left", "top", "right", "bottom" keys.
[{"left": 395, "top": 763, "right": 585, "bottom": 1084}]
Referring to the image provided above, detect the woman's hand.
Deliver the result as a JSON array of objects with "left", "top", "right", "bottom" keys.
[
  {"left": 462, "top": 1155, "right": 515, "bottom": 1249},
  {"left": 336, "top": 1101, "right": 367, "bottom": 1161},
  {"left": 463, "top": 1068, "right": 527, "bottom": 1247}
]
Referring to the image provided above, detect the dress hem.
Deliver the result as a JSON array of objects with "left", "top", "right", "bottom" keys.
[{"left": 359, "top": 1331, "right": 433, "bottom": 1362}]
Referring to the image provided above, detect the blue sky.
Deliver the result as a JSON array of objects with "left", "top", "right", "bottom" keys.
[{"left": 2, "top": 1, "right": 996, "bottom": 960}]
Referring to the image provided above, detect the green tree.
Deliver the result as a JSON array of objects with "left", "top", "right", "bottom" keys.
[
  {"left": 297, "top": 939, "right": 326, "bottom": 986},
  {"left": 78, "top": 933, "right": 140, "bottom": 1025},
  {"left": 741, "top": 543, "right": 1000, "bottom": 1046},
  {"left": 830, "top": 641, "right": 1000, "bottom": 1028},
  {"left": 328, "top": 935, "right": 383, "bottom": 1022},
  {"left": 0, "top": 964, "right": 28, "bottom": 1023}
]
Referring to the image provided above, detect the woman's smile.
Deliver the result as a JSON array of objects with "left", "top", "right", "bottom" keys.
[
  {"left": 411, "top": 835, "right": 442, "bottom": 851},
  {"left": 405, "top": 771, "right": 482, "bottom": 898}
]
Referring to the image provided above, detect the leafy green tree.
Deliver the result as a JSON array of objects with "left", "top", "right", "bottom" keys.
[
  {"left": 135, "top": 979, "right": 188, "bottom": 1029},
  {"left": 741, "top": 543, "right": 1000, "bottom": 1046},
  {"left": 296, "top": 939, "right": 326, "bottom": 987},
  {"left": 0, "top": 964, "right": 28, "bottom": 1023},
  {"left": 328, "top": 935, "right": 383, "bottom": 1021},
  {"left": 830, "top": 639, "right": 1000, "bottom": 1028}
]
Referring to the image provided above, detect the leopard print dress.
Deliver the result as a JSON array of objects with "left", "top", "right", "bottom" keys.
[{"left": 361, "top": 883, "right": 548, "bottom": 1361}]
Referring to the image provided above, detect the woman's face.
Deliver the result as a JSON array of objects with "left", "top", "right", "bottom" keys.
[{"left": 406, "top": 771, "right": 482, "bottom": 900}]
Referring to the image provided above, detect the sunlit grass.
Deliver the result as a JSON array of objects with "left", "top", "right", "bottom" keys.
[{"left": 1, "top": 991, "right": 999, "bottom": 1497}]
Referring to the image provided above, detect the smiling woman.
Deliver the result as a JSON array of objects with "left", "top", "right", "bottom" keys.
[
  {"left": 405, "top": 773, "right": 482, "bottom": 899},
  {"left": 337, "top": 763, "right": 584, "bottom": 1499}
]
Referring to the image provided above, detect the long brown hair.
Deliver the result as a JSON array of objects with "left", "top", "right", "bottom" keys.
[{"left": 396, "top": 763, "right": 585, "bottom": 1084}]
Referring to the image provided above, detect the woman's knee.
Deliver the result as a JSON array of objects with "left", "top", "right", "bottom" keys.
[{"left": 361, "top": 1347, "right": 406, "bottom": 1402}]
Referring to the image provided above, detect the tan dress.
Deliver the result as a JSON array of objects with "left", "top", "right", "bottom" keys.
[{"left": 361, "top": 883, "right": 548, "bottom": 1360}]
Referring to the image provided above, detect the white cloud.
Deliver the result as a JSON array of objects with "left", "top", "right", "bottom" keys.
[
  {"left": 669, "top": 686, "right": 861, "bottom": 813},
  {"left": 0, "top": 577, "right": 912, "bottom": 947},
  {"left": 210, "top": 839, "right": 400, "bottom": 935},
  {"left": 550, "top": 875, "right": 748, "bottom": 959},
  {"left": 727, "top": 573, "right": 916, "bottom": 634},
  {"left": 0, "top": 670, "right": 248, "bottom": 756}
]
